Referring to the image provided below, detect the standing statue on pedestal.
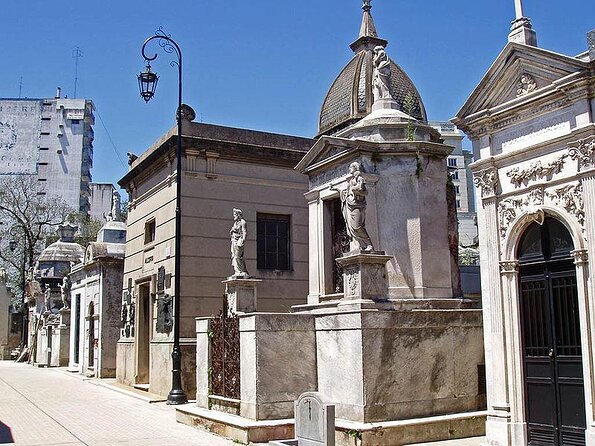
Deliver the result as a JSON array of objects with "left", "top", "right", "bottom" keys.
[
  {"left": 59, "top": 276, "right": 71, "bottom": 309},
  {"left": 372, "top": 46, "right": 392, "bottom": 102},
  {"left": 334, "top": 162, "right": 374, "bottom": 252},
  {"left": 230, "top": 208, "right": 249, "bottom": 277}
]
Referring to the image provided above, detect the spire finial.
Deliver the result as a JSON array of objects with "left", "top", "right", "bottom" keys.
[
  {"left": 508, "top": 0, "right": 537, "bottom": 46},
  {"left": 350, "top": 0, "right": 387, "bottom": 53},
  {"left": 514, "top": 0, "right": 524, "bottom": 20},
  {"left": 359, "top": 0, "right": 378, "bottom": 39}
]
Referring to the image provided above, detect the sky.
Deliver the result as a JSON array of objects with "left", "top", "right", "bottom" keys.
[{"left": 0, "top": 0, "right": 593, "bottom": 191}]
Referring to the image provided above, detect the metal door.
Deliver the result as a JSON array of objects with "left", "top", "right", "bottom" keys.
[{"left": 518, "top": 218, "right": 585, "bottom": 446}]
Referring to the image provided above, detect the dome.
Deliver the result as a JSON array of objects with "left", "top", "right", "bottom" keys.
[
  {"left": 35, "top": 223, "right": 85, "bottom": 278},
  {"left": 318, "top": 1, "right": 427, "bottom": 136}
]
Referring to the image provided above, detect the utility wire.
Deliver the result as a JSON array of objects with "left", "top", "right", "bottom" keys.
[{"left": 94, "top": 108, "right": 127, "bottom": 170}]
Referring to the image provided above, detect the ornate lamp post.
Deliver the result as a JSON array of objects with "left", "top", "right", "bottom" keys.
[{"left": 138, "top": 27, "right": 188, "bottom": 405}]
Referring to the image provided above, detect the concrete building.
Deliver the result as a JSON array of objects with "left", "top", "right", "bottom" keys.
[
  {"left": 68, "top": 217, "right": 126, "bottom": 377},
  {"left": 430, "top": 121, "right": 478, "bottom": 247},
  {"left": 89, "top": 183, "right": 120, "bottom": 223},
  {"left": 116, "top": 117, "right": 313, "bottom": 398},
  {"left": 0, "top": 89, "right": 95, "bottom": 213},
  {"left": 454, "top": 3, "right": 595, "bottom": 444}
]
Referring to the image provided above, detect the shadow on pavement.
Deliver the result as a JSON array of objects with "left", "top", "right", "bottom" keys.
[{"left": 0, "top": 421, "right": 14, "bottom": 444}]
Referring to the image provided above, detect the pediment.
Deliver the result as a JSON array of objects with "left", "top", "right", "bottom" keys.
[
  {"left": 295, "top": 136, "right": 356, "bottom": 173},
  {"left": 456, "top": 43, "right": 588, "bottom": 120}
]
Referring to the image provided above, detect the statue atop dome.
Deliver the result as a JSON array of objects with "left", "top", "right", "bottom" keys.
[{"left": 373, "top": 46, "right": 392, "bottom": 102}]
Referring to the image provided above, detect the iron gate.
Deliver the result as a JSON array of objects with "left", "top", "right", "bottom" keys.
[
  {"left": 210, "top": 297, "right": 240, "bottom": 399},
  {"left": 518, "top": 217, "right": 586, "bottom": 446}
]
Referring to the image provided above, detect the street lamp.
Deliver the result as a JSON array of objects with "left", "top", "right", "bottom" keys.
[{"left": 138, "top": 27, "right": 188, "bottom": 405}]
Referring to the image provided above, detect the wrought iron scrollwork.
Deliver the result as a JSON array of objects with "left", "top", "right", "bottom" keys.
[{"left": 210, "top": 296, "right": 240, "bottom": 399}]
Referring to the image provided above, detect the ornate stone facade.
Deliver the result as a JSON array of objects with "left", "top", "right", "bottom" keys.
[{"left": 454, "top": 21, "right": 595, "bottom": 446}]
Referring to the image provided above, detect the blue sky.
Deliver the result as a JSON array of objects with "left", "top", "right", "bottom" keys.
[{"left": 0, "top": 0, "right": 593, "bottom": 190}]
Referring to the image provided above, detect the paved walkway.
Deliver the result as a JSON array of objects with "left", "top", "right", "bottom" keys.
[{"left": 0, "top": 361, "right": 237, "bottom": 446}]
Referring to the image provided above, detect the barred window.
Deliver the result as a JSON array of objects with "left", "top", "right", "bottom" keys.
[{"left": 257, "top": 214, "right": 290, "bottom": 270}]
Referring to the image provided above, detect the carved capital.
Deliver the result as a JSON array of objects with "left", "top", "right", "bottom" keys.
[
  {"left": 572, "top": 249, "right": 588, "bottom": 265},
  {"left": 500, "top": 260, "right": 519, "bottom": 275},
  {"left": 474, "top": 167, "right": 499, "bottom": 198},
  {"left": 569, "top": 136, "right": 595, "bottom": 169}
]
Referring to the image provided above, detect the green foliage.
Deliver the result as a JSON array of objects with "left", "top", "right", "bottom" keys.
[
  {"left": 0, "top": 175, "right": 72, "bottom": 297},
  {"left": 403, "top": 92, "right": 417, "bottom": 142},
  {"left": 69, "top": 212, "right": 104, "bottom": 247},
  {"left": 347, "top": 429, "right": 363, "bottom": 441},
  {"left": 459, "top": 247, "right": 480, "bottom": 266}
]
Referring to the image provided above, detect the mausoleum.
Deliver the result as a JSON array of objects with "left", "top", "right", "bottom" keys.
[
  {"left": 454, "top": 2, "right": 595, "bottom": 445},
  {"left": 68, "top": 193, "right": 126, "bottom": 377},
  {"left": 181, "top": 2, "right": 486, "bottom": 445}
]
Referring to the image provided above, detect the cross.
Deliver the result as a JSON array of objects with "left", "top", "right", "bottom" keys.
[
  {"left": 362, "top": 0, "right": 371, "bottom": 12},
  {"left": 514, "top": 0, "right": 525, "bottom": 20}
]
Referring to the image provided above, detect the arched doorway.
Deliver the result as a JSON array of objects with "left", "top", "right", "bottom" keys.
[{"left": 518, "top": 217, "right": 586, "bottom": 445}]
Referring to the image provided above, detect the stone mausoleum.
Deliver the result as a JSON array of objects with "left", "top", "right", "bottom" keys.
[
  {"left": 26, "top": 223, "right": 84, "bottom": 366},
  {"left": 68, "top": 195, "right": 126, "bottom": 378},
  {"left": 116, "top": 110, "right": 313, "bottom": 398},
  {"left": 180, "top": 2, "right": 486, "bottom": 445},
  {"left": 454, "top": 2, "right": 595, "bottom": 445}
]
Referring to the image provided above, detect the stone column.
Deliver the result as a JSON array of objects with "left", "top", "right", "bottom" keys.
[
  {"left": 500, "top": 260, "right": 526, "bottom": 445},
  {"left": 479, "top": 197, "right": 511, "bottom": 444},
  {"left": 222, "top": 278, "right": 262, "bottom": 315},
  {"left": 195, "top": 317, "right": 212, "bottom": 409},
  {"left": 572, "top": 249, "right": 595, "bottom": 446},
  {"left": 580, "top": 172, "right": 595, "bottom": 444},
  {"left": 306, "top": 190, "right": 322, "bottom": 304}
]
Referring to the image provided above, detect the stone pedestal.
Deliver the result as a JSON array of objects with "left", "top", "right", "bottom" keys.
[
  {"left": 222, "top": 277, "right": 262, "bottom": 315},
  {"left": 59, "top": 307, "right": 70, "bottom": 328},
  {"left": 315, "top": 309, "right": 485, "bottom": 424},
  {"left": 336, "top": 251, "right": 392, "bottom": 311},
  {"left": 372, "top": 97, "right": 400, "bottom": 112}
]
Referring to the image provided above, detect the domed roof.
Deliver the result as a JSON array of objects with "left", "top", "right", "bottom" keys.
[
  {"left": 37, "top": 223, "right": 84, "bottom": 264},
  {"left": 318, "top": 1, "right": 427, "bottom": 136}
]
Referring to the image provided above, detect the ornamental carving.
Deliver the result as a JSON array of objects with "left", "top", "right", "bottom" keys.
[
  {"left": 506, "top": 155, "right": 567, "bottom": 187},
  {"left": 498, "top": 188, "right": 544, "bottom": 238},
  {"left": 345, "top": 267, "right": 359, "bottom": 297},
  {"left": 473, "top": 168, "right": 499, "bottom": 197},
  {"left": 569, "top": 136, "right": 595, "bottom": 169},
  {"left": 363, "top": 264, "right": 386, "bottom": 297},
  {"left": 499, "top": 197, "right": 525, "bottom": 238},
  {"left": 545, "top": 183, "right": 585, "bottom": 227},
  {"left": 156, "top": 294, "right": 173, "bottom": 334},
  {"left": 516, "top": 73, "right": 537, "bottom": 97}
]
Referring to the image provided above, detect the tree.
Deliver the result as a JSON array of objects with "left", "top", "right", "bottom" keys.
[{"left": 0, "top": 175, "right": 72, "bottom": 298}]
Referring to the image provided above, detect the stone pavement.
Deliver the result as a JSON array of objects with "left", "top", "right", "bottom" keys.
[{"left": 0, "top": 361, "right": 238, "bottom": 446}]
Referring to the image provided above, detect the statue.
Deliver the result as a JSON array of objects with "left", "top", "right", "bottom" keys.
[
  {"left": 372, "top": 46, "right": 392, "bottom": 102},
  {"left": 230, "top": 208, "right": 249, "bottom": 277},
  {"left": 43, "top": 284, "right": 51, "bottom": 312},
  {"left": 333, "top": 162, "right": 374, "bottom": 252},
  {"left": 59, "top": 276, "right": 71, "bottom": 309}
]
